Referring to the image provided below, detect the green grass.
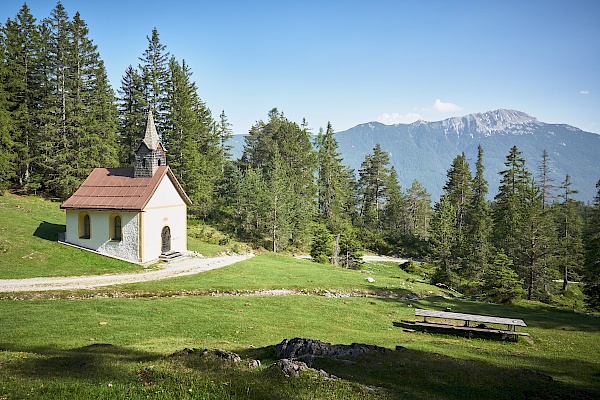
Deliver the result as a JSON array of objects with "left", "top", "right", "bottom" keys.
[
  {"left": 0, "top": 194, "right": 141, "bottom": 278},
  {"left": 1, "top": 194, "right": 599, "bottom": 399}
]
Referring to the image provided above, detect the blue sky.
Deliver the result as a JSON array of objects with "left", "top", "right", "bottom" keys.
[{"left": 2, "top": 0, "right": 599, "bottom": 134}]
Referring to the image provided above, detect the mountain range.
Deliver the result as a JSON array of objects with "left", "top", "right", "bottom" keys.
[{"left": 228, "top": 109, "right": 600, "bottom": 203}]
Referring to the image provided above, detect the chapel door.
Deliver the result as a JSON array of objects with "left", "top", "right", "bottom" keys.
[{"left": 161, "top": 226, "right": 171, "bottom": 254}]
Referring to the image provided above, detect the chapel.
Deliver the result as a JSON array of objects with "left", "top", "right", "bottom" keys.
[{"left": 60, "top": 111, "right": 192, "bottom": 263}]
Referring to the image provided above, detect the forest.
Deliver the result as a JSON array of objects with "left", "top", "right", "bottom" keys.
[{"left": 1, "top": 3, "right": 599, "bottom": 310}]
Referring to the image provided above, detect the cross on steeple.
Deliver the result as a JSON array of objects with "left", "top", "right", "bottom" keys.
[{"left": 134, "top": 110, "right": 167, "bottom": 177}]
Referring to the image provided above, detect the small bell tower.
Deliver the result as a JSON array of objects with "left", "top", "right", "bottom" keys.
[{"left": 134, "top": 110, "right": 167, "bottom": 177}]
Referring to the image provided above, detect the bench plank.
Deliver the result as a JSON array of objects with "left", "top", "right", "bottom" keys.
[
  {"left": 406, "top": 321, "right": 530, "bottom": 336},
  {"left": 415, "top": 309, "right": 526, "bottom": 327}
]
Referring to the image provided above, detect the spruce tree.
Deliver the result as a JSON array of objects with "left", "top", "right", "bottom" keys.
[
  {"left": 443, "top": 152, "right": 473, "bottom": 233},
  {"left": 493, "top": 146, "right": 530, "bottom": 264},
  {"left": 464, "top": 145, "right": 493, "bottom": 287},
  {"left": 139, "top": 28, "right": 170, "bottom": 131},
  {"left": 405, "top": 179, "right": 432, "bottom": 240},
  {"left": 117, "top": 65, "right": 147, "bottom": 166},
  {"left": 555, "top": 174, "right": 584, "bottom": 291},
  {"left": 0, "top": 53, "right": 15, "bottom": 192},
  {"left": 315, "top": 122, "right": 353, "bottom": 233},
  {"left": 537, "top": 149, "right": 557, "bottom": 211},
  {"left": 583, "top": 179, "right": 600, "bottom": 310},
  {"left": 358, "top": 144, "right": 392, "bottom": 230},
  {"left": 1, "top": 3, "right": 44, "bottom": 188},
  {"left": 164, "top": 57, "right": 219, "bottom": 216},
  {"left": 429, "top": 194, "right": 458, "bottom": 285}
]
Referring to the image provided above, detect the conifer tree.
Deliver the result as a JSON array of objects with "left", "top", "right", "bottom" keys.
[
  {"left": 538, "top": 149, "right": 556, "bottom": 211},
  {"left": 139, "top": 28, "right": 170, "bottom": 131},
  {"left": 117, "top": 65, "right": 147, "bottom": 166},
  {"left": 583, "top": 179, "right": 600, "bottom": 310},
  {"left": 315, "top": 122, "right": 354, "bottom": 233},
  {"left": 217, "top": 109, "right": 233, "bottom": 168},
  {"left": 405, "top": 179, "right": 432, "bottom": 240},
  {"left": 358, "top": 144, "right": 392, "bottom": 230},
  {"left": 443, "top": 152, "right": 473, "bottom": 233},
  {"left": 1, "top": 3, "right": 44, "bottom": 188},
  {"left": 493, "top": 146, "right": 530, "bottom": 264},
  {"left": 164, "top": 57, "right": 219, "bottom": 216},
  {"left": 0, "top": 54, "right": 15, "bottom": 191},
  {"left": 464, "top": 145, "right": 493, "bottom": 286},
  {"left": 555, "top": 174, "right": 584, "bottom": 291},
  {"left": 429, "top": 194, "right": 458, "bottom": 285}
]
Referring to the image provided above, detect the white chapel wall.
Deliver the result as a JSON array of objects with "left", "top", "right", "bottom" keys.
[
  {"left": 65, "top": 210, "right": 139, "bottom": 262},
  {"left": 141, "top": 175, "right": 187, "bottom": 262}
]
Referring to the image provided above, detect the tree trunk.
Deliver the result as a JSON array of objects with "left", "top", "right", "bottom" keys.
[{"left": 563, "top": 265, "right": 568, "bottom": 291}]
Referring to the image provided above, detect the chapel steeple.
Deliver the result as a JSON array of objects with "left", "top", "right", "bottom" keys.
[{"left": 134, "top": 110, "right": 167, "bottom": 177}]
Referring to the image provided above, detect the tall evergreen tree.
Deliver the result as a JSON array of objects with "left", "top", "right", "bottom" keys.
[
  {"left": 315, "top": 122, "right": 354, "bottom": 233},
  {"left": 117, "top": 65, "right": 146, "bottom": 166},
  {"left": 429, "top": 194, "right": 458, "bottom": 285},
  {"left": 0, "top": 47, "right": 15, "bottom": 191},
  {"left": 217, "top": 109, "right": 233, "bottom": 169},
  {"left": 493, "top": 145, "right": 530, "bottom": 263},
  {"left": 464, "top": 145, "right": 493, "bottom": 286},
  {"left": 555, "top": 174, "right": 584, "bottom": 291},
  {"left": 583, "top": 179, "right": 600, "bottom": 310},
  {"left": 443, "top": 152, "right": 473, "bottom": 233},
  {"left": 164, "top": 57, "right": 219, "bottom": 216},
  {"left": 241, "top": 109, "right": 316, "bottom": 249},
  {"left": 405, "top": 179, "right": 432, "bottom": 240},
  {"left": 357, "top": 144, "right": 392, "bottom": 230},
  {"left": 139, "top": 27, "right": 170, "bottom": 131},
  {"left": 537, "top": 149, "right": 556, "bottom": 211},
  {"left": 1, "top": 3, "right": 44, "bottom": 188}
]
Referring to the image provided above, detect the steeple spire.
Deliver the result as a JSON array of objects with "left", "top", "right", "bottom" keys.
[
  {"left": 142, "top": 110, "right": 161, "bottom": 151},
  {"left": 134, "top": 110, "right": 167, "bottom": 177}
]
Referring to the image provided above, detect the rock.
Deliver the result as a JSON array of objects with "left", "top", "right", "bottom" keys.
[
  {"left": 365, "top": 277, "right": 375, "bottom": 283},
  {"left": 273, "top": 359, "right": 309, "bottom": 378},
  {"left": 170, "top": 348, "right": 242, "bottom": 364},
  {"left": 275, "top": 338, "right": 391, "bottom": 361}
]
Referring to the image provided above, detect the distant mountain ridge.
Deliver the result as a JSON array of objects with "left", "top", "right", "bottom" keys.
[
  {"left": 227, "top": 109, "right": 600, "bottom": 202},
  {"left": 335, "top": 109, "right": 600, "bottom": 202}
]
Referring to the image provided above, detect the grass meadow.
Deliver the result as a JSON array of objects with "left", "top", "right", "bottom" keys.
[{"left": 0, "top": 194, "right": 599, "bottom": 399}]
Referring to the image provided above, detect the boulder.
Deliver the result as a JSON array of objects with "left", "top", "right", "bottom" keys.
[{"left": 275, "top": 338, "right": 391, "bottom": 364}]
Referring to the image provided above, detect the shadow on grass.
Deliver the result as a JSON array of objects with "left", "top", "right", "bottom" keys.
[
  {"left": 0, "top": 343, "right": 161, "bottom": 383},
  {"left": 1, "top": 341, "right": 598, "bottom": 399},
  {"left": 303, "top": 347, "right": 599, "bottom": 400},
  {"left": 376, "top": 294, "right": 600, "bottom": 332},
  {"left": 33, "top": 221, "right": 65, "bottom": 242}
]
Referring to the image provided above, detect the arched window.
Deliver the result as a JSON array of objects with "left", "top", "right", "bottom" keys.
[
  {"left": 142, "top": 158, "right": 147, "bottom": 168},
  {"left": 109, "top": 214, "right": 122, "bottom": 241},
  {"left": 79, "top": 212, "right": 91, "bottom": 239}
]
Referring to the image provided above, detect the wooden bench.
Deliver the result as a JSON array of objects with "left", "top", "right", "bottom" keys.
[{"left": 406, "top": 308, "right": 529, "bottom": 339}]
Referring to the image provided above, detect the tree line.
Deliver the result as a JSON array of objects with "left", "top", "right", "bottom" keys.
[{"left": 1, "top": 3, "right": 599, "bottom": 309}]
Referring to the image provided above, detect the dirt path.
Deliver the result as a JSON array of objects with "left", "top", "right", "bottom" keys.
[{"left": 0, "top": 253, "right": 254, "bottom": 292}]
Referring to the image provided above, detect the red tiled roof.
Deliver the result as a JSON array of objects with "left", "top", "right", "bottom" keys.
[{"left": 60, "top": 166, "right": 192, "bottom": 210}]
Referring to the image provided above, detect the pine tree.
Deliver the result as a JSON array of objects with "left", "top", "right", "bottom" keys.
[
  {"left": 583, "top": 179, "right": 600, "bottom": 310},
  {"left": 310, "top": 223, "right": 333, "bottom": 264},
  {"left": 464, "top": 145, "right": 493, "bottom": 287},
  {"left": 164, "top": 57, "right": 219, "bottom": 216},
  {"left": 267, "top": 144, "right": 293, "bottom": 252},
  {"left": 117, "top": 65, "right": 146, "bottom": 166},
  {"left": 0, "top": 52, "right": 15, "bottom": 191},
  {"left": 1, "top": 3, "right": 44, "bottom": 189},
  {"left": 537, "top": 149, "right": 556, "bottom": 211},
  {"left": 493, "top": 146, "right": 530, "bottom": 264},
  {"left": 429, "top": 194, "right": 458, "bottom": 285},
  {"left": 139, "top": 28, "right": 170, "bottom": 131},
  {"left": 443, "top": 152, "right": 473, "bottom": 233},
  {"left": 217, "top": 109, "right": 233, "bottom": 169},
  {"left": 405, "top": 179, "right": 432, "bottom": 240},
  {"left": 482, "top": 251, "right": 525, "bottom": 303},
  {"left": 358, "top": 144, "right": 392, "bottom": 230},
  {"left": 555, "top": 174, "right": 584, "bottom": 291},
  {"left": 315, "top": 122, "right": 354, "bottom": 233},
  {"left": 241, "top": 109, "right": 316, "bottom": 249}
]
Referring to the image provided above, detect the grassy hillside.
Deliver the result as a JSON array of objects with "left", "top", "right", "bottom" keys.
[
  {"left": 1, "top": 194, "right": 599, "bottom": 399},
  {"left": 0, "top": 194, "right": 141, "bottom": 278}
]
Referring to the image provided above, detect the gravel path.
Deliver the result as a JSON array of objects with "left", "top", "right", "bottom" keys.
[{"left": 0, "top": 253, "right": 254, "bottom": 292}]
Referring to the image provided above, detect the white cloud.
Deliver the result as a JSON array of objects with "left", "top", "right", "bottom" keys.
[
  {"left": 432, "top": 99, "right": 463, "bottom": 113},
  {"left": 377, "top": 112, "right": 421, "bottom": 125},
  {"left": 580, "top": 90, "right": 589, "bottom": 95}
]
